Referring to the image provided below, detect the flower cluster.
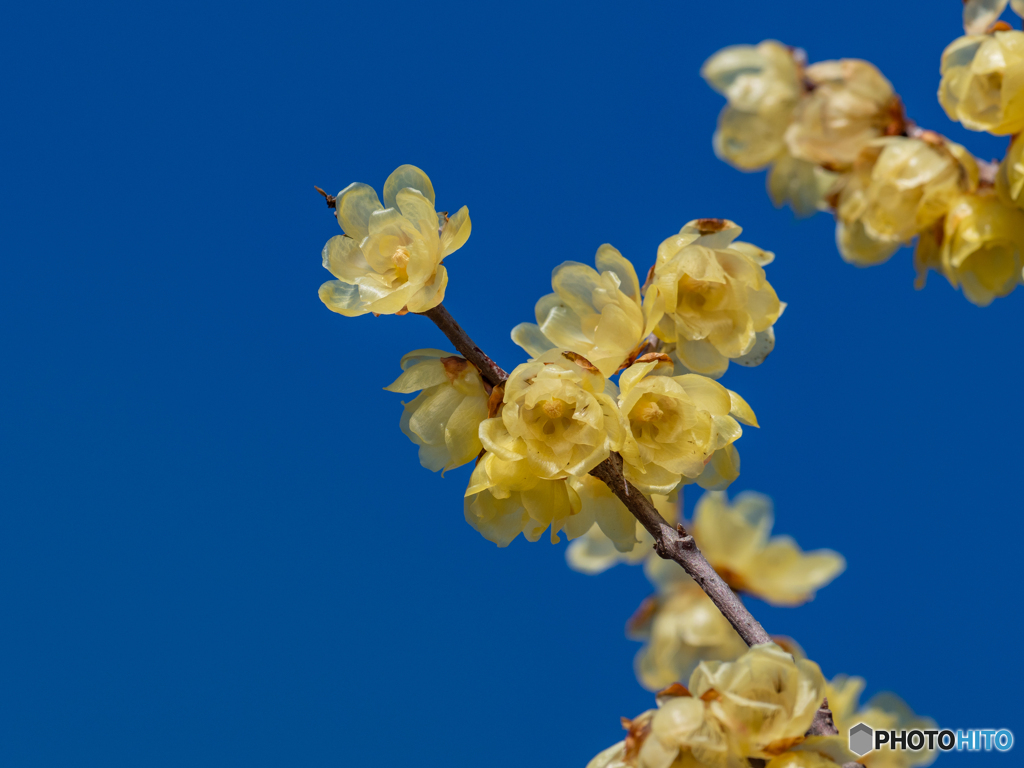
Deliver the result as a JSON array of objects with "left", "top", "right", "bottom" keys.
[
  {"left": 587, "top": 644, "right": 859, "bottom": 768},
  {"left": 569, "top": 492, "right": 844, "bottom": 689},
  {"left": 704, "top": 17, "right": 1024, "bottom": 305}
]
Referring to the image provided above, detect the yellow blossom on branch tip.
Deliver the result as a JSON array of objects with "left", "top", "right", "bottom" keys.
[
  {"left": 939, "top": 31, "right": 1024, "bottom": 135},
  {"left": 511, "top": 245, "right": 662, "bottom": 378},
  {"left": 691, "top": 491, "right": 845, "bottom": 606},
  {"left": 767, "top": 153, "right": 840, "bottom": 218},
  {"left": 318, "top": 165, "right": 470, "bottom": 317},
  {"left": 914, "top": 188, "right": 1024, "bottom": 306},
  {"left": 648, "top": 219, "right": 782, "bottom": 379},
  {"left": 384, "top": 349, "right": 489, "bottom": 473}
]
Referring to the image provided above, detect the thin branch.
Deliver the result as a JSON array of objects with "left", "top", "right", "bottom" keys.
[
  {"left": 419, "top": 304, "right": 508, "bottom": 387},
  {"left": 590, "top": 453, "right": 772, "bottom": 647}
]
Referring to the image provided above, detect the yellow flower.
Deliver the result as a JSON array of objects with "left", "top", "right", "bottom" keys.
[
  {"left": 702, "top": 41, "right": 803, "bottom": 171},
  {"left": 511, "top": 245, "right": 662, "bottom": 378},
  {"left": 384, "top": 349, "right": 489, "bottom": 472},
  {"left": 835, "top": 136, "right": 979, "bottom": 266},
  {"left": 617, "top": 357, "right": 754, "bottom": 494},
  {"left": 628, "top": 581, "right": 748, "bottom": 692},
  {"left": 996, "top": 132, "right": 1024, "bottom": 210},
  {"left": 464, "top": 349, "right": 626, "bottom": 545},
  {"left": 649, "top": 219, "right": 783, "bottom": 379},
  {"left": 587, "top": 694, "right": 732, "bottom": 768},
  {"left": 319, "top": 165, "right": 470, "bottom": 317},
  {"left": 939, "top": 31, "right": 1024, "bottom": 135},
  {"left": 914, "top": 189, "right": 1024, "bottom": 306},
  {"left": 767, "top": 153, "right": 840, "bottom": 218},
  {"left": 689, "top": 644, "right": 827, "bottom": 761},
  {"left": 691, "top": 491, "right": 846, "bottom": 607},
  {"left": 640, "top": 694, "right": 731, "bottom": 768},
  {"left": 785, "top": 59, "right": 897, "bottom": 170},
  {"left": 827, "top": 676, "right": 938, "bottom": 768}
]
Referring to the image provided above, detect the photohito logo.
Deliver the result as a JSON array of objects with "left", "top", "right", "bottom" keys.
[{"left": 848, "top": 723, "right": 1014, "bottom": 757}]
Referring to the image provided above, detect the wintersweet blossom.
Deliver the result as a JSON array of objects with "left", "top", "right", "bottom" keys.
[
  {"left": 692, "top": 491, "right": 846, "bottom": 606},
  {"left": 701, "top": 40, "right": 803, "bottom": 171},
  {"left": 827, "top": 676, "right": 938, "bottom": 768},
  {"left": 649, "top": 219, "right": 783, "bottom": 379},
  {"left": 914, "top": 189, "right": 1024, "bottom": 306},
  {"left": 464, "top": 349, "right": 626, "bottom": 546},
  {"left": 689, "top": 644, "right": 827, "bottom": 761},
  {"left": 385, "top": 349, "right": 489, "bottom": 472},
  {"left": 835, "top": 136, "right": 979, "bottom": 266},
  {"left": 586, "top": 693, "right": 731, "bottom": 768},
  {"left": 319, "top": 165, "right": 470, "bottom": 317},
  {"left": 617, "top": 356, "right": 755, "bottom": 494},
  {"left": 939, "top": 30, "right": 1024, "bottom": 135},
  {"left": 785, "top": 59, "right": 897, "bottom": 170},
  {"left": 511, "top": 245, "right": 662, "bottom": 378}
]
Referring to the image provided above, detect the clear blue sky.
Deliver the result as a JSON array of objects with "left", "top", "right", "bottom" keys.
[{"left": 0, "top": 1, "right": 1019, "bottom": 765}]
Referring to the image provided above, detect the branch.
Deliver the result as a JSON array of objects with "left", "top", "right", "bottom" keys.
[
  {"left": 590, "top": 453, "right": 772, "bottom": 647},
  {"left": 419, "top": 304, "right": 508, "bottom": 387}
]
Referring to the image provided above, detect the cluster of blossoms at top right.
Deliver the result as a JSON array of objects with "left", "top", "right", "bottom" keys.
[{"left": 702, "top": 3, "right": 1024, "bottom": 306}]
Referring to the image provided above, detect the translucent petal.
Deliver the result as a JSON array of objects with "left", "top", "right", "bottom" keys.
[
  {"left": 727, "top": 390, "right": 758, "bottom": 427},
  {"left": 405, "top": 266, "right": 448, "bottom": 313},
  {"left": 464, "top": 490, "right": 528, "bottom": 547},
  {"left": 964, "top": 0, "right": 1009, "bottom": 35},
  {"left": 439, "top": 205, "right": 471, "bottom": 257},
  {"left": 674, "top": 340, "right": 730, "bottom": 379},
  {"left": 336, "top": 182, "right": 384, "bottom": 242},
  {"left": 733, "top": 327, "right": 775, "bottom": 368},
  {"left": 322, "top": 235, "right": 372, "bottom": 283},
  {"left": 383, "top": 164, "right": 435, "bottom": 210},
  {"left": 318, "top": 279, "right": 369, "bottom": 317},
  {"left": 674, "top": 375, "right": 731, "bottom": 415},
  {"left": 594, "top": 243, "right": 641, "bottom": 301},
  {"left": 395, "top": 187, "right": 440, "bottom": 239},
  {"left": 444, "top": 394, "right": 488, "bottom": 469},
  {"left": 384, "top": 359, "right": 449, "bottom": 393},
  {"left": 511, "top": 322, "right": 556, "bottom": 358}
]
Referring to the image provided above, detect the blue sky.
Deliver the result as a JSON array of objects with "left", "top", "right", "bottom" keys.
[{"left": 1, "top": 1, "right": 1020, "bottom": 765}]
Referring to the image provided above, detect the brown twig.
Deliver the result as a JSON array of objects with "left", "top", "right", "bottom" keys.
[
  {"left": 590, "top": 453, "right": 772, "bottom": 646},
  {"left": 314, "top": 186, "right": 337, "bottom": 209},
  {"left": 418, "top": 304, "right": 508, "bottom": 388}
]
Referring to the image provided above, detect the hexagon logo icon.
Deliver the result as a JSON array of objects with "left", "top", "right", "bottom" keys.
[{"left": 849, "top": 722, "right": 874, "bottom": 757}]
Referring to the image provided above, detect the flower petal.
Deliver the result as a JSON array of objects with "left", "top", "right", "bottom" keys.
[
  {"left": 383, "top": 164, "right": 435, "bottom": 210},
  {"left": 336, "top": 182, "right": 384, "bottom": 242}
]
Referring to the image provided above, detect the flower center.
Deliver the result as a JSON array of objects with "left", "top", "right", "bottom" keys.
[
  {"left": 542, "top": 399, "right": 568, "bottom": 419},
  {"left": 391, "top": 247, "right": 411, "bottom": 282},
  {"left": 636, "top": 401, "right": 664, "bottom": 422}
]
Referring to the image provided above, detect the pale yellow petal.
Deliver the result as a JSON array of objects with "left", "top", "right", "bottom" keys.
[
  {"left": 336, "top": 182, "right": 384, "bottom": 242},
  {"left": 383, "top": 164, "right": 436, "bottom": 210}
]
